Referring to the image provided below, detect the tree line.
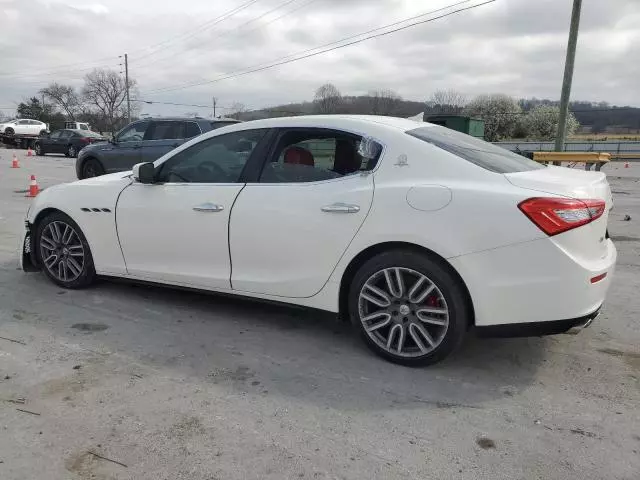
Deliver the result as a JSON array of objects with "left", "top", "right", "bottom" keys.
[
  {"left": 239, "top": 84, "right": 639, "bottom": 141},
  {"left": 9, "top": 68, "right": 138, "bottom": 135}
]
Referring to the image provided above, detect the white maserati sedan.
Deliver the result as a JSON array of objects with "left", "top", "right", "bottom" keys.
[{"left": 19, "top": 115, "right": 616, "bottom": 366}]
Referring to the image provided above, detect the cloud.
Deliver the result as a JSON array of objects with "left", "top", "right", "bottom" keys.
[{"left": 0, "top": 0, "right": 638, "bottom": 119}]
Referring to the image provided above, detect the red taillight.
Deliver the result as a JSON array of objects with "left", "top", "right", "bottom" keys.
[
  {"left": 518, "top": 197, "right": 606, "bottom": 236},
  {"left": 79, "top": 137, "right": 91, "bottom": 143},
  {"left": 591, "top": 272, "right": 607, "bottom": 284}
]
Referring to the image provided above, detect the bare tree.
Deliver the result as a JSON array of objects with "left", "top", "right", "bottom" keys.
[
  {"left": 367, "top": 89, "right": 402, "bottom": 115},
  {"left": 40, "top": 83, "right": 82, "bottom": 120},
  {"left": 82, "top": 69, "right": 135, "bottom": 133},
  {"left": 425, "top": 89, "right": 467, "bottom": 114},
  {"left": 227, "top": 101, "right": 247, "bottom": 120},
  {"left": 314, "top": 83, "right": 342, "bottom": 114}
]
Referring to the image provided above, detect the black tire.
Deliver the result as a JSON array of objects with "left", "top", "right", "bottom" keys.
[
  {"left": 39, "top": 130, "right": 47, "bottom": 136},
  {"left": 35, "top": 211, "right": 96, "bottom": 289},
  {"left": 5, "top": 127, "right": 14, "bottom": 136},
  {"left": 35, "top": 142, "right": 44, "bottom": 156},
  {"left": 348, "top": 250, "right": 469, "bottom": 366},
  {"left": 66, "top": 144, "right": 78, "bottom": 158},
  {"left": 81, "top": 158, "right": 104, "bottom": 178}
]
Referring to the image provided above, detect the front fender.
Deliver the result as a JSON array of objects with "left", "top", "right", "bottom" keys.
[{"left": 26, "top": 174, "right": 133, "bottom": 275}]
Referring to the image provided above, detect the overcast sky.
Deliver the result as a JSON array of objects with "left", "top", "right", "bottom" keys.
[{"left": 1, "top": 0, "right": 638, "bottom": 118}]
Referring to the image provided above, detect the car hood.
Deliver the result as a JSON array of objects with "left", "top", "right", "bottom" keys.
[{"left": 79, "top": 142, "right": 113, "bottom": 154}]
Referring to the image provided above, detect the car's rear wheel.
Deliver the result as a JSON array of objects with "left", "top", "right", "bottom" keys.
[
  {"left": 36, "top": 212, "right": 96, "bottom": 289},
  {"left": 66, "top": 145, "right": 77, "bottom": 158},
  {"left": 81, "top": 158, "right": 104, "bottom": 178},
  {"left": 35, "top": 142, "right": 44, "bottom": 156},
  {"left": 348, "top": 250, "right": 469, "bottom": 366}
]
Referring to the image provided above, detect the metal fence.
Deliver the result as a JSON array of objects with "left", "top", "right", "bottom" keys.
[{"left": 494, "top": 141, "right": 640, "bottom": 158}]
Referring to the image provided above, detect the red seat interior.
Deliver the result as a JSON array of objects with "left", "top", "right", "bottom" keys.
[{"left": 284, "top": 146, "right": 314, "bottom": 167}]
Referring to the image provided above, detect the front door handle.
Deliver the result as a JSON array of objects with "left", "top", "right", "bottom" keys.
[
  {"left": 321, "top": 202, "right": 360, "bottom": 214},
  {"left": 193, "top": 202, "right": 224, "bottom": 212}
]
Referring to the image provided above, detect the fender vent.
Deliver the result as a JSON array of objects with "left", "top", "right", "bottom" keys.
[{"left": 81, "top": 208, "right": 112, "bottom": 213}]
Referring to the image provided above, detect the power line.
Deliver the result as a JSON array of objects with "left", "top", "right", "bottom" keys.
[
  {"left": 144, "top": 0, "right": 492, "bottom": 95},
  {"left": 130, "top": 0, "right": 263, "bottom": 64},
  {"left": 0, "top": 56, "right": 120, "bottom": 79},
  {"left": 135, "top": 0, "right": 304, "bottom": 71}
]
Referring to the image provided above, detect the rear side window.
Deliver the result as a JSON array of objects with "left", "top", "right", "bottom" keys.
[
  {"left": 407, "top": 126, "right": 544, "bottom": 173},
  {"left": 184, "top": 121, "right": 201, "bottom": 138}
]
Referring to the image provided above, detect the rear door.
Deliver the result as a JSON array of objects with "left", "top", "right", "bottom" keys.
[
  {"left": 56, "top": 130, "right": 73, "bottom": 153},
  {"left": 230, "top": 128, "right": 377, "bottom": 298},
  {"left": 140, "top": 120, "right": 185, "bottom": 163}
]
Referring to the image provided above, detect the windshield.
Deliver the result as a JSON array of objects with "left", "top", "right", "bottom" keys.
[{"left": 407, "top": 126, "right": 544, "bottom": 174}]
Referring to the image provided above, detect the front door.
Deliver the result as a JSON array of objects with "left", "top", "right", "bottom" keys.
[
  {"left": 56, "top": 130, "right": 72, "bottom": 153},
  {"left": 230, "top": 128, "right": 377, "bottom": 298},
  {"left": 115, "top": 128, "right": 269, "bottom": 290},
  {"left": 103, "top": 120, "right": 149, "bottom": 173},
  {"left": 42, "top": 130, "right": 62, "bottom": 153}
]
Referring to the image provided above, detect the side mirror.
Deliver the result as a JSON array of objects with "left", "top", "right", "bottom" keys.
[{"left": 132, "top": 162, "right": 155, "bottom": 184}]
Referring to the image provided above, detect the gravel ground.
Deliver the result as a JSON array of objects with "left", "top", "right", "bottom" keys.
[{"left": 0, "top": 148, "right": 639, "bottom": 480}]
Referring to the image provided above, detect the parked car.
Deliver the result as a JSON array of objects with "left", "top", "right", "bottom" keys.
[
  {"left": 64, "top": 121, "right": 92, "bottom": 131},
  {"left": 75, "top": 117, "right": 240, "bottom": 179},
  {"left": 35, "top": 129, "right": 106, "bottom": 158},
  {"left": 0, "top": 118, "right": 48, "bottom": 137},
  {"left": 20, "top": 115, "right": 616, "bottom": 366}
]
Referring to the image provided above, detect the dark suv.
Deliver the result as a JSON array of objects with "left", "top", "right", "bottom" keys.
[{"left": 75, "top": 117, "right": 239, "bottom": 179}]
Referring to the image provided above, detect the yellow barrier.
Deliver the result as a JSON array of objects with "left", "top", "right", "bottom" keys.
[{"left": 533, "top": 152, "right": 611, "bottom": 171}]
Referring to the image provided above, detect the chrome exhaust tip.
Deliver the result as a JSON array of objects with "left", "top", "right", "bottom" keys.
[{"left": 565, "top": 311, "right": 599, "bottom": 335}]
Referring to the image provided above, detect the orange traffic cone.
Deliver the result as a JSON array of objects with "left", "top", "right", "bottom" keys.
[
  {"left": 26, "top": 175, "right": 39, "bottom": 197},
  {"left": 624, "top": 162, "right": 629, "bottom": 168},
  {"left": 11, "top": 154, "right": 19, "bottom": 168},
  {"left": 27, "top": 147, "right": 33, "bottom": 157}
]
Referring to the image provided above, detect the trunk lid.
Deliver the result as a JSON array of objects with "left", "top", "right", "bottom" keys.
[{"left": 505, "top": 166, "right": 613, "bottom": 262}]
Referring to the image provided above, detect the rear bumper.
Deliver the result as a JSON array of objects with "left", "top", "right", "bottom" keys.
[
  {"left": 475, "top": 306, "right": 600, "bottom": 337},
  {"left": 449, "top": 237, "right": 616, "bottom": 327}
]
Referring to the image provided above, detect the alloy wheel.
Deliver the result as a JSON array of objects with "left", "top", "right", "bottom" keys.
[
  {"left": 69, "top": 146, "right": 76, "bottom": 157},
  {"left": 39, "top": 221, "right": 85, "bottom": 283},
  {"left": 358, "top": 267, "right": 449, "bottom": 358}
]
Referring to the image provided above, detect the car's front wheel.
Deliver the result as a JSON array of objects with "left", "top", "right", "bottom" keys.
[
  {"left": 5, "top": 127, "right": 14, "bottom": 136},
  {"left": 348, "top": 250, "right": 469, "bottom": 366},
  {"left": 36, "top": 212, "right": 96, "bottom": 289},
  {"left": 35, "top": 142, "right": 44, "bottom": 156},
  {"left": 81, "top": 158, "right": 104, "bottom": 178}
]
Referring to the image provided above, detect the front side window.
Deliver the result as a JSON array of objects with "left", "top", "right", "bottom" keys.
[
  {"left": 407, "top": 126, "right": 544, "bottom": 174},
  {"left": 147, "top": 121, "right": 183, "bottom": 141},
  {"left": 260, "top": 129, "right": 380, "bottom": 183},
  {"left": 59, "top": 130, "right": 72, "bottom": 139},
  {"left": 49, "top": 131, "right": 62, "bottom": 139},
  {"left": 117, "top": 121, "right": 149, "bottom": 143},
  {"left": 156, "top": 129, "right": 266, "bottom": 183},
  {"left": 18, "top": 120, "right": 29, "bottom": 125}
]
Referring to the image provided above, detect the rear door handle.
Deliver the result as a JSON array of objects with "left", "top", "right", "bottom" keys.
[
  {"left": 321, "top": 202, "right": 360, "bottom": 214},
  {"left": 193, "top": 202, "right": 224, "bottom": 212}
]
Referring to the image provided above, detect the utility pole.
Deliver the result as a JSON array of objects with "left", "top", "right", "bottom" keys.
[
  {"left": 555, "top": 0, "right": 582, "bottom": 156},
  {"left": 212, "top": 97, "right": 217, "bottom": 118},
  {"left": 124, "top": 53, "right": 131, "bottom": 123}
]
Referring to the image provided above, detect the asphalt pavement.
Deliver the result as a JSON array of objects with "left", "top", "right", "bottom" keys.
[{"left": 0, "top": 148, "right": 639, "bottom": 480}]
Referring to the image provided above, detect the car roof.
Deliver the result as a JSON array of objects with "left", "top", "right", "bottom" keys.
[
  {"left": 223, "top": 114, "right": 432, "bottom": 132},
  {"left": 136, "top": 117, "right": 239, "bottom": 122}
]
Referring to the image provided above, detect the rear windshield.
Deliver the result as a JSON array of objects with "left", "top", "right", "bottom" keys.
[
  {"left": 407, "top": 126, "right": 544, "bottom": 173},
  {"left": 73, "top": 130, "right": 103, "bottom": 138},
  {"left": 209, "top": 121, "right": 239, "bottom": 130}
]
